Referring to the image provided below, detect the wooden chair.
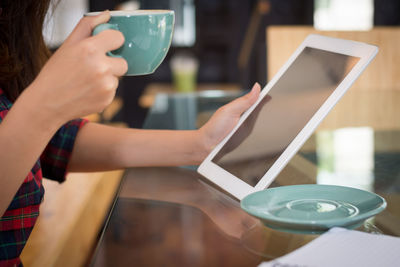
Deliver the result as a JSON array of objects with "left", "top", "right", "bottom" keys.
[
  {"left": 267, "top": 26, "right": 400, "bottom": 90},
  {"left": 266, "top": 26, "right": 400, "bottom": 130}
]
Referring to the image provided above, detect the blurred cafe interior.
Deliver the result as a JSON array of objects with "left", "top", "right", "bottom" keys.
[{"left": 19, "top": 0, "right": 400, "bottom": 266}]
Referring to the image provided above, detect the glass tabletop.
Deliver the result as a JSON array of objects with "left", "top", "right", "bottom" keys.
[{"left": 90, "top": 88, "right": 400, "bottom": 266}]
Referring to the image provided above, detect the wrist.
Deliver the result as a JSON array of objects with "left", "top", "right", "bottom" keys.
[
  {"left": 194, "top": 129, "right": 213, "bottom": 164},
  {"left": 18, "top": 84, "right": 66, "bottom": 131}
]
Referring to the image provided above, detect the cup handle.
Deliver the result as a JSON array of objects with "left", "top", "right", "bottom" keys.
[{"left": 92, "top": 23, "right": 123, "bottom": 58}]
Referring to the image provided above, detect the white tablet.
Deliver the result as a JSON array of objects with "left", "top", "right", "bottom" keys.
[{"left": 197, "top": 34, "right": 378, "bottom": 201}]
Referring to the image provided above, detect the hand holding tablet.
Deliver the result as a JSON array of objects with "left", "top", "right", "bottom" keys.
[{"left": 198, "top": 34, "right": 378, "bottom": 201}]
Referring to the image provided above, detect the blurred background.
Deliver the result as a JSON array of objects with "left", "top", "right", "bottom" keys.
[
  {"left": 24, "top": 3, "right": 400, "bottom": 266},
  {"left": 43, "top": 0, "right": 400, "bottom": 128}
]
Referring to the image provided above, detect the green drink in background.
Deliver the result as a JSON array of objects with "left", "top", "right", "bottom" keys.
[
  {"left": 170, "top": 53, "right": 199, "bottom": 93},
  {"left": 87, "top": 10, "right": 175, "bottom": 76},
  {"left": 173, "top": 71, "right": 197, "bottom": 93}
]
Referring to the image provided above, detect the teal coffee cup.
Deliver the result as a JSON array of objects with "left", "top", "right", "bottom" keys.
[{"left": 87, "top": 10, "right": 175, "bottom": 76}]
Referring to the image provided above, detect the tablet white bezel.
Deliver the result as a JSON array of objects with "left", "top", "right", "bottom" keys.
[{"left": 197, "top": 34, "right": 378, "bottom": 201}]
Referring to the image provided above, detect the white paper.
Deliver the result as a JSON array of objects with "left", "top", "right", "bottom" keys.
[{"left": 259, "top": 227, "right": 400, "bottom": 267}]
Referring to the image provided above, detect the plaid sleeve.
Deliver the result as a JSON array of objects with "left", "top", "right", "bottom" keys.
[{"left": 40, "top": 118, "right": 88, "bottom": 182}]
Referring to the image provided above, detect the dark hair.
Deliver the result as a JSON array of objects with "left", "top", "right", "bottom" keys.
[{"left": 0, "top": 0, "right": 52, "bottom": 102}]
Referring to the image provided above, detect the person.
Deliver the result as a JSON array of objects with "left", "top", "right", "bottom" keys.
[{"left": 0, "top": 1, "right": 261, "bottom": 265}]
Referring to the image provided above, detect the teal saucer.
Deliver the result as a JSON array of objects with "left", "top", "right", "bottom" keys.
[{"left": 241, "top": 184, "right": 386, "bottom": 234}]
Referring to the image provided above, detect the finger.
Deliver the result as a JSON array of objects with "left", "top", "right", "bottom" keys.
[
  {"left": 64, "top": 11, "right": 111, "bottom": 46},
  {"left": 106, "top": 56, "right": 128, "bottom": 77},
  {"left": 103, "top": 76, "right": 119, "bottom": 93},
  {"left": 227, "top": 83, "right": 261, "bottom": 115},
  {"left": 247, "top": 82, "right": 262, "bottom": 102},
  {"left": 98, "top": 77, "right": 119, "bottom": 112},
  {"left": 89, "top": 29, "right": 125, "bottom": 53}
]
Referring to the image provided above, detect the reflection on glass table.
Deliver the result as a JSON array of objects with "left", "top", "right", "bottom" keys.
[
  {"left": 91, "top": 89, "right": 400, "bottom": 266},
  {"left": 143, "top": 90, "right": 246, "bottom": 130}
]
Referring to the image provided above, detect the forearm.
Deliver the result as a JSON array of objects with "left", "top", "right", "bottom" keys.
[
  {"left": 67, "top": 84, "right": 262, "bottom": 172},
  {"left": 0, "top": 89, "right": 62, "bottom": 215},
  {"left": 68, "top": 123, "right": 210, "bottom": 172}
]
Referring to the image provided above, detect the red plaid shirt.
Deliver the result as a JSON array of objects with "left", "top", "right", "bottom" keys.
[{"left": 0, "top": 89, "right": 88, "bottom": 266}]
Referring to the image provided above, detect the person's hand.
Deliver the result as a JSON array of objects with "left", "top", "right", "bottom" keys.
[
  {"left": 212, "top": 93, "right": 271, "bottom": 162},
  {"left": 27, "top": 11, "right": 128, "bottom": 126},
  {"left": 198, "top": 83, "right": 262, "bottom": 156}
]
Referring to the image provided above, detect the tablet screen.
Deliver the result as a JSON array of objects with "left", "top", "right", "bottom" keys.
[{"left": 212, "top": 47, "right": 360, "bottom": 186}]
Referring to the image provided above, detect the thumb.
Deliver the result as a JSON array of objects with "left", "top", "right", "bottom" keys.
[
  {"left": 227, "top": 83, "right": 261, "bottom": 116},
  {"left": 64, "top": 11, "right": 110, "bottom": 46}
]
